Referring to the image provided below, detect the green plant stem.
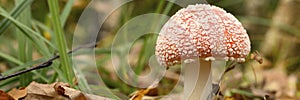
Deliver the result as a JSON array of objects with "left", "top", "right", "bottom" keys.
[{"left": 48, "top": 0, "right": 74, "bottom": 84}]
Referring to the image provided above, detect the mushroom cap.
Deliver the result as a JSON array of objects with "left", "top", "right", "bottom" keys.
[{"left": 155, "top": 4, "right": 251, "bottom": 67}]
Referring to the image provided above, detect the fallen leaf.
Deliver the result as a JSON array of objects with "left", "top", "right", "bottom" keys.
[
  {"left": 7, "top": 88, "right": 27, "bottom": 99},
  {"left": 85, "top": 93, "right": 113, "bottom": 100},
  {"left": 24, "top": 93, "right": 56, "bottom": 100},
  {"left": 26, "top": 81, "right": 58, "bottom": 96},
  {"left": 53, "top": 82, "right": 112, "bottom": 100},
  {"left": 53, "top": 82, "right": 70, "bottom": 95},
  {"left": 25, "top": 82, "right": 67, "bottom": 99},
  {"left": 0, "top": 90, "right": 14, "bottom": 100},
  {"left": 5, "top": 81, "right": 113, "bottom": 100},
  {"left": 54, "top": 83, "right": 86, "bottom": 100},
  {"left": 130, "top": 79, "right": 159, "bottom": 100}
]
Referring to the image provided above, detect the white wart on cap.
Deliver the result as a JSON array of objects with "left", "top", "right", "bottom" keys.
[{"left": 155, "top": 4, "right": 251, "bottom": 67}]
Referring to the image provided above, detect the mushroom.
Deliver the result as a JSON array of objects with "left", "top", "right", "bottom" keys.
[{"left": 155, "top": 4, "right": 250, "bottom": 99}]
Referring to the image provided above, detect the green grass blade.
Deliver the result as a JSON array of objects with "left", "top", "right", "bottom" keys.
[
  {"left": 0, "top": 11, "right": 54, "bottom": 49},
  {"left": 72, "top": 48, "right": 111, "bottom": 56},
  {"left": 33, "top": 20, "right": 53, "bottom": 35},
  {"left": 1, "top": 59, "right": 45, "bottom": 75},
  {"left": 134, "top": 1, "right": 174, "bottom": 74},
  {"left": 14, "top": 0, "right": 33, "bottom": 87},
  {"left": 73, "top": 64, "right": 92, "bottom": 93},
  {"left": 0, "top": 56, "right": 67, "bottom": 83},
  {"left": 61, "top": 0, "right": 74, "bottom": 26},
  {"left": 0, "top": 7, "right": 55, "bottom": 56},
  {"left": 162, "top": 0, "right": 175, "bottom": 16},
  {"left": 0, "top": 51, "right": 49, "bottom": 83},
  {"left": 0, "top": 78, "right": 18, "bottom": 91},
  {"left": 31, "top": 70, "right": 48, "bottom": 82},
  {"left": 49, "top": 72, "right": 58, "bottom": 83},
  {"left": 48, "top": 0, "right": 74, "bottom": 84},
  {"left": 0, "top": 51, "right": 23, "bottom": 65},
  {"left": 0, "top": 0, "right": 33, "bottom": 35},
  {"left": 231, "top": 89, "right": 255, "bottom": 97}
]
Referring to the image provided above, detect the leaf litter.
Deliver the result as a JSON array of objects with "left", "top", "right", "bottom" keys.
[{"left": 5, "top": 81, "right": 111, "bottom": 100}]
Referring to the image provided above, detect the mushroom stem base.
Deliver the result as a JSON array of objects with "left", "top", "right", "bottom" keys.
[{"left": 184, "top": 59, "right": 211, "bottom": 100}]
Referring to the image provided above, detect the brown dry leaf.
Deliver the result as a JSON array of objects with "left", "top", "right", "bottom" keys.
[
  {"left": 7, "top": 88, "right": 27, "bottom": 99},
  {"left": 25, "top": 82, "right": 67, "bottom": 99},
  {"left": 27, "top": 81, "right": 58, "bottom": 96},
  {"left": 0, "top": 90, "right": 14, "bottom": 100},
  {"left": 130, "top": 89, "right": 151, "bottom": 100},
  {"left": 54, "top": 83, "right": 86, "bottom": 100},
  {"left": 130, "top": 80, "right": 159, "bottom": 100},
  {"left": 53, "top": 82, "right": 112, "bottom": 100},
  {"left": 24, "top": 93, "right": 57, "bottom": 100},
  {"left": 85, "top": 93, "right": 113, "bottom": 100},
  {"left": 224, "top": 96, "right": 235, "bottom": 100},
  {"left": 5, "top": 81, "right": 112, "bottom": 100},
  {"left": 53, "top": 82, "right": 70, "bottom": 95}
]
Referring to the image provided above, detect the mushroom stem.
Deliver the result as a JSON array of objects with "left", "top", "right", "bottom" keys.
[{"left": 184, "top": 59, "right": 211, "bottom": 100}]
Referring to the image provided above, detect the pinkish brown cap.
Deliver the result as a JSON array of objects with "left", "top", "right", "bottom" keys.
[{"left": 155, "top": 4, "right": 251, "bottom": 67}]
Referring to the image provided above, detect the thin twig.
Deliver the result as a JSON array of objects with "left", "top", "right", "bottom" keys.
[
  {"left": 0, "top": 43, "right": 97, "bottom": 81},
  {"left": 250, "top": 64, "right": 258, "bottom": 88},
  {"left": 213, "top": 62, "right": 237, "bottom": 98},
  {"left": 219, "top": 62, "right": 237, "bottom": 82}
]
